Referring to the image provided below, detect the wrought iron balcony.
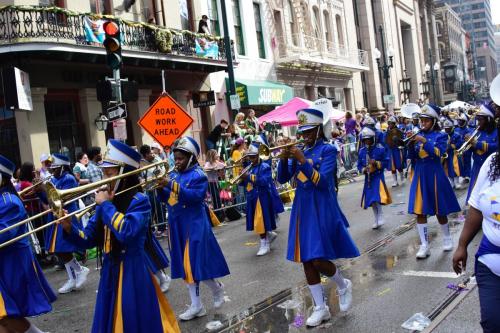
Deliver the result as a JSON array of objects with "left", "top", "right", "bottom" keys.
[
  {"left": 0, "top": 6, "right": 232, "bottom": 63},
  {"left": 274, "top": 34, "right": 369, "bottom": 72}
]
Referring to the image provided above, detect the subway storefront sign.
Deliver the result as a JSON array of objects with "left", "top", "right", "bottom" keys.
[{"left": 226, "top": 79, "right": 293, "bottom": 107}]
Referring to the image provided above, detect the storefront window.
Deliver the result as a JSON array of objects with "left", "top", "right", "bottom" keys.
[
  {"left": 0, "top": 104, "right": 20, "bottom": 167},
  {"left": 44, "top": 91, "right": 87, "bottom": 163}
]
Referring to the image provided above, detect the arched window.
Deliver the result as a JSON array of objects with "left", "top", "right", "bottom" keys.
[
  {"left": 312, "top": 6, "right": 321, "bottom": 39},
  {"left": 323, "top": 10, "right": 333, "bottom": 49},
  {"left": 335, "top": 14, "right": 344, "bottom": 47},
  {"left": 284, "top": 0, "right": 298, "bottom": 46}
]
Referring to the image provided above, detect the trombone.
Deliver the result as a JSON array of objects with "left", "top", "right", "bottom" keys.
[
  {"left": 18, "top": 175, "right": 52, "bottom": 198},
  {"left": 0, "top": 161, "right": 169, "bottom": 241},
  {"left": 228, "top": 163, "right": 253, "bottom": 185},
  {"left": 258, "top": 140, "right": 305, "bottom": 161},
  {"left": 456, "top": 128, "right": 480, "bottom": 157}
]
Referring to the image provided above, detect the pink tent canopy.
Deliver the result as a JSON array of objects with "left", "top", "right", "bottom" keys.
[{"left": 258, "top": 97, "right": 346, "bottom": 127}]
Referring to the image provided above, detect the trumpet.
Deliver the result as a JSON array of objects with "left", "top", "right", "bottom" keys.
[
  {"left": 402, "top": 129, "right": 421, "bottom": 146},
  {"left": 456, "top": 128, "right": 480, "bottom": 157},
  {"left": 258, "top": 140, "right": 305, "bottom": 161},
  {"left": 0, "top": 162, "right": 173, "bottom": 250},
  {"left": 228, "top": 164, "right": 253, "bottom": 185}
]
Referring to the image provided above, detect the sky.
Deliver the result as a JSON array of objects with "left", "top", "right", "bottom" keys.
[{"left": 492, "top": 0, "right": 500, "bottom": 25}]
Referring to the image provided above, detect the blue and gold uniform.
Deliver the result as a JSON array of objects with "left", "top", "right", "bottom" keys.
[
  {"left": 0, "top": 155, "right": 56, "bottom": 321},
  {"left": 278, "top": 140, "right": 360, "bottom": 262},
  {"left": 64, "top": 140, "right": 180, "bottom": 333},
  {"left": 357, "top": 142, "right": 392, "bottom": 209},
  {"left": 443, "top": 125, "right": 463, "bottom": 179},
  {"left": 407, "top": 130, "right": 461, "bottom": 216},
  {"left": 161, "top": 165, "right": 229, "bottom": 283}
]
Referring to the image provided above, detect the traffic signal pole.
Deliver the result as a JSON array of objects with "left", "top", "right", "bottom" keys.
[
  {"left": 219, "top": 0, "right": 237, "bottom": 120},
  {"left": 113, "top": 68, "right": 122, "bottom": 103}
]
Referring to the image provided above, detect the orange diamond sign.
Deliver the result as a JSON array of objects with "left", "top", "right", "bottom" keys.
[{"left": 138, "top": 94, "right": 194, "bottom": 148}]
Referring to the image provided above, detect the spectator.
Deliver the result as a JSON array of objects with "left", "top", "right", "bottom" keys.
[
  {"left": 73, "top": 152, "right": 90, "bottom": 185},
  {"left": 233, "top": 112, "right": 247, "bottom": 138},
  {"left": 197, "top": 14, "right": 211, "bottom": 34},
  {"left": 229, "top": 138, "right": 245, "bottom": 179},
  {"left": 245, "top": 109, "right": 260, "bottom": 135},
  {"left": 344, "top": 112, "right": 357, "bottom": 143},
  {"left": 139, "top": 145, "right": 167, "bottom": 237},
  {"left": 204, "top": 149, "right": 226, "bottom": 215},
  {"left": 379, "top": 114, "right": 388, "bottom": 132},
  {"left": 38, "top": 153, "right": 52, "bottom": 180},
  {"left": 151, "top": 142, "right": 167, "bottom": 160},
  {"left": 206, "top": 119, "right": 230, "bottom": 151},
  {"left": 86, "top": 146, "right": 103, "bottom": 183}
]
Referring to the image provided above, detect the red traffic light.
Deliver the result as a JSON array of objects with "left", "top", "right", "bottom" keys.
[{"left": 103, "top": 21, "right": 119, "bottom": 36}]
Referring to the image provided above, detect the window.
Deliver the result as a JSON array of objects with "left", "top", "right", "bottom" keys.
[
  {"left": 284, "top": 0, "right": 298, "bottom": 46},
  {"left": 89, "top": 0, "right": 111, "bottom": 14},
  {"left": 323, "top": 10, "right": 333, "bottom": 50},
  {"left": 232, "top": 0, "right": 245, "bottom": 55},
  {"left": 312, "top": 6, "right": 321, "bottom": 39},
  {"left": 39, "top": 0, "right": 65, "bottom": 7},
  {"left": 253, "top": 3, "right": 266, "bottom": 58},
  {"left": 336, "top": 14, "right": 344, "bottom": 47},
  {"left": 209, "top": 0, "right": 220, "bottom": 35},
  {"left": 436, "top": 21, "right": 442, "bottom": 36},
  {"left": 0, "top": 103, "right": 20, "bottom": 167}
]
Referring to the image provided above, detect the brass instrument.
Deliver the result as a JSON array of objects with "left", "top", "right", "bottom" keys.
[
  {"left": 258, "top": 140, "right": 305, "bottom": 161},
  {"left": 456, "top": 128, "right": 480, "bottom": 157},
  {"left": 365, "top": 148, "right": 371, "bottom": 189},
  {"left": 402, "top": 129, "right": 421, "bottom": 146},
  {"left": 0, "top": 161, "right": 168, "bottom": 239},
  {"left": 386, "top": 128, "right": 403, "bottom": 148},
  {"left": 18, "top": 175, "right": 51, "bottom": 198},
  {"left": 228, "top": 164, "right": 253, "bottom": 185}
]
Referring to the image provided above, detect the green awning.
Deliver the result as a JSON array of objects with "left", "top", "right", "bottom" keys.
[{"left": 226, "top": 79, "right": 294, "bottom": 107}]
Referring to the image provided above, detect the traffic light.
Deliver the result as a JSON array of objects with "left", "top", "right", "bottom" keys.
[{"left": 103, "top": 21, "right": 122, "bottom": 70}]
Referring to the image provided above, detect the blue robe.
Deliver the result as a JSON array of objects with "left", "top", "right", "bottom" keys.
[
  {"left": 357, "top": 144, "right": 392, "bottom": 209},
  {"left": 443, "top": 131, "right": 463, "bottom": 178},
  {"left": 160, "top": 166, "right": 229, "bottom": 282},
  {"left": 44, "top": 171, "right": 83, "bottom": 253},
  {"left": 0, "top": 190, "right": 56, "bottom": 319},
  {"left": 144, "top": 232, "right": 169, "bottom": 274},
  {"left": 466, "top": 128, "right": 498, "bottom": 202},
  {"left": 454, "top": 126, "right": 470, "bottom": 177},
  {"left": 240, "top": 162, "right": 282, "bottom": 234},
  {"left": 262, "top": 158, "right": 285, "bottom": 214},
  {"left": 407, "top": 131, "right": 461, "bottom": 216},
  {"left": 384, "top": 128, "right": 406, "bottom": 171},
  {"left": 277, "top": 141, "right": 360, "bottom": 263},
  {"left": 64, "top": 192, "right": 180, "bottom": 333}
]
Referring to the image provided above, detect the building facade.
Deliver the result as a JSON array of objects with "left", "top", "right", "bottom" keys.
[{"left": 0, "top": 0, "right": 231, "bottom": 165}]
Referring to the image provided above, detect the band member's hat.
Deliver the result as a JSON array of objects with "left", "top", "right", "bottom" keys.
[
  {"left": 245, "top": 142, "right": 260, "bottom": 156},
  {"left": 443, "top": 119, "right": 454, "bottom": 128},
  {"left": 296, "top": 98, "right": 333, "bottom": 132},
  {"left": 476, "top": 103, "right": 495, "bottom": 118},
  {"left": 173, "top": 136, "right": 200, "bottom": 158},
  {"left": 388, "top": 116, "right": 397, "bottom": 123},
  {"left": 255, "top": 133, "right": 269, "bottom": 146},
  {"left": 0, "top": 155, "right": 15, "bottom": 177},
  {"left": 50, "top": 153, "right": 71, "bottom": 167},
  {"left": 419, "top": 104, "right": 440, "bottom": 119},
  {"left": 101, "top": 139, "right": 141, "bottom": 170},
  {"left": 364, "top": 116, "right": 376, "bottom": 126},
  {"left": 360, "top": 127, "right": 375, "bottom": 139}
]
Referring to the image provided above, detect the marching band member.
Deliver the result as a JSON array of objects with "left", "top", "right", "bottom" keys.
[
  {"left": 238, "top": 142, "right": 283, "bottom": 256},
  {"left": 277, "top": 99, "right": 360, "bottom": 327},
  {"left": 0, "top": 155, "right": 56, "bottom": 333},
  {"left": 407, "top": 105, "right": 461, "bottom": 259},
  {"left": 455, "top": 112, "right": 471, "bottom": 182},
  {"left": 465, "top": 104, "right": 498, "bottom": 203},
  {"left": 358, "top": 127, "right": 392, "bottom": 229},
  {"left": 385, "top": 116, "right": 405, "bottom": 187},
  {"left": 145, "top": 232, "right": 171, "bottom": 293},
  {"left": 408, "top": 112, "right": 421, "bottom": 132},
  {"left": 442, "top": 120, "right": 463, "bottom": 189},
  {"left": 45, "top": 153, "right": 89, "bottom": 294},
  {"left": 159, "top": 137, "right": 230, "bottom": 321},
  {"left": 60, "top": 139, "right": 180, "bottom": 333}
]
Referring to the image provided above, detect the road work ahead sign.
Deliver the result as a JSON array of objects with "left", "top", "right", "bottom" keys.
[{"left": 138, "top": 94, "right": 193, "bottom": 148}]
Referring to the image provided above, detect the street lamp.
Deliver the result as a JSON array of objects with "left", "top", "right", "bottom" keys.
[
  {"left": 426, "top": 48, "right": 440, "bottom": 104},
  {"left": 95, "top": 113, "right": 109, "bottom": 131},
  {"left": 374, "top": 25, "right": 394, "bottom": 104},
  {"left": 400, "top": 70, "right": 412, "bottom": 104}
]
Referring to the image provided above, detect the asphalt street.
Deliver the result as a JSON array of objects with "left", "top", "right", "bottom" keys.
[{"left": 31, "top": 173, "right": 482, "bottom": 333}]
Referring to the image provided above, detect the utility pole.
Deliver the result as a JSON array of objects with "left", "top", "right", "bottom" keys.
[{"left": 220, "top": 0, "right": 237, "bottom": 120}]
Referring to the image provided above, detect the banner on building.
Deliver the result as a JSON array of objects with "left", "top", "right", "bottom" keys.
[
  {"left": 2, "top": 67, "right": 33, "bottom": 111},
  {"left": 84, "top": 16, "right": 106, "bottom": 44},
  {"left": 195, "top": 39, "right": 219, "bottom": 58}
]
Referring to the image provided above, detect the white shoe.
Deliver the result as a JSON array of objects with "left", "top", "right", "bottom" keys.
[
  {"left": 267, "top": 231, "right": 278, "bottom": 243},
  {"left": 443, "top": 236, "right": 453, "bottom": 252},
  {"left": 213, "top": 282, "right": 225, "bottom": 308},
  {"left": 306, "top": 305, "right": 331, "bottom": 327},
  {"left": 256, "top": 243, "right": 270, "bottom": 256},
  {"left": 179, "top": 305, "right": 206, "bottom": 321},
  {"left": 392, "top": 183, "right": 399, "bottom": 187},
  {"left": 160, "top": 274, "right": 171, "bottom": 293},
  {"left": 338, "top": 279, "right": 353, "bottom": 312},
  {"left": 377, "top": 215, "right": 385, "bottom": 227},
  {"left": 58, "top": 279, "right": 76, "bottom": 294},
  {"left": 372, "top": 222, "right": 379, "bottom": 229},
  {"left": 416, "top": 245, "right": 430, "bottom": 259},
  {"left": 75, "top": 266, "right": 89, "bottom": 290}
]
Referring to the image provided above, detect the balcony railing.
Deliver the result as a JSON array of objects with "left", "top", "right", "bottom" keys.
[
  {"left": 0, "top": 5, "right": 232, "bottom": 61},
  {"left": 275, "top": 34, "right": 368, "bottom": 70}
]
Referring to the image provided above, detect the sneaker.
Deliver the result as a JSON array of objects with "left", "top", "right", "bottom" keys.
[
  {"left": 267, "top": 231, "right": 278, "bottom": 244},
  {"left": 256, "top": 243, "right": 270, "bottom": 256},
  {"left": 160, "top": 274, "right": 171, "bottom": 293},
  {"left": 338, "top": 279, "right": 353, "bottom": 312},
  {"left": 306, "top": 305, "right": 331, "bottom": 327},
  {"left": 54, "top": 263, "right": 65, "bottom": 271},
  {"left": 372, "top": 222, "right": 379, "bottom": 229},
  {"left": 75, "top": 266, "right": 90, "bottom": 290},
  {"left": 392, "top": 183, "right": 399, "bottom": 188},
  {"left": 442, "top": 236, "right": 453, "bottom": 252},
  {"left": 58, "top": 279, "right": 76, "bottom": 294},
  {"left": 377, "top": 215, "right": 385, "bottom": 227},
  {"left": 416, "top": 245, "right": 430, "bottom": 259},
  {"left": 213, "top": 282, "right": 225, "bottom": 308},
  {"left": 179, "top": 305, "right": 207, "bottom": 321}
]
